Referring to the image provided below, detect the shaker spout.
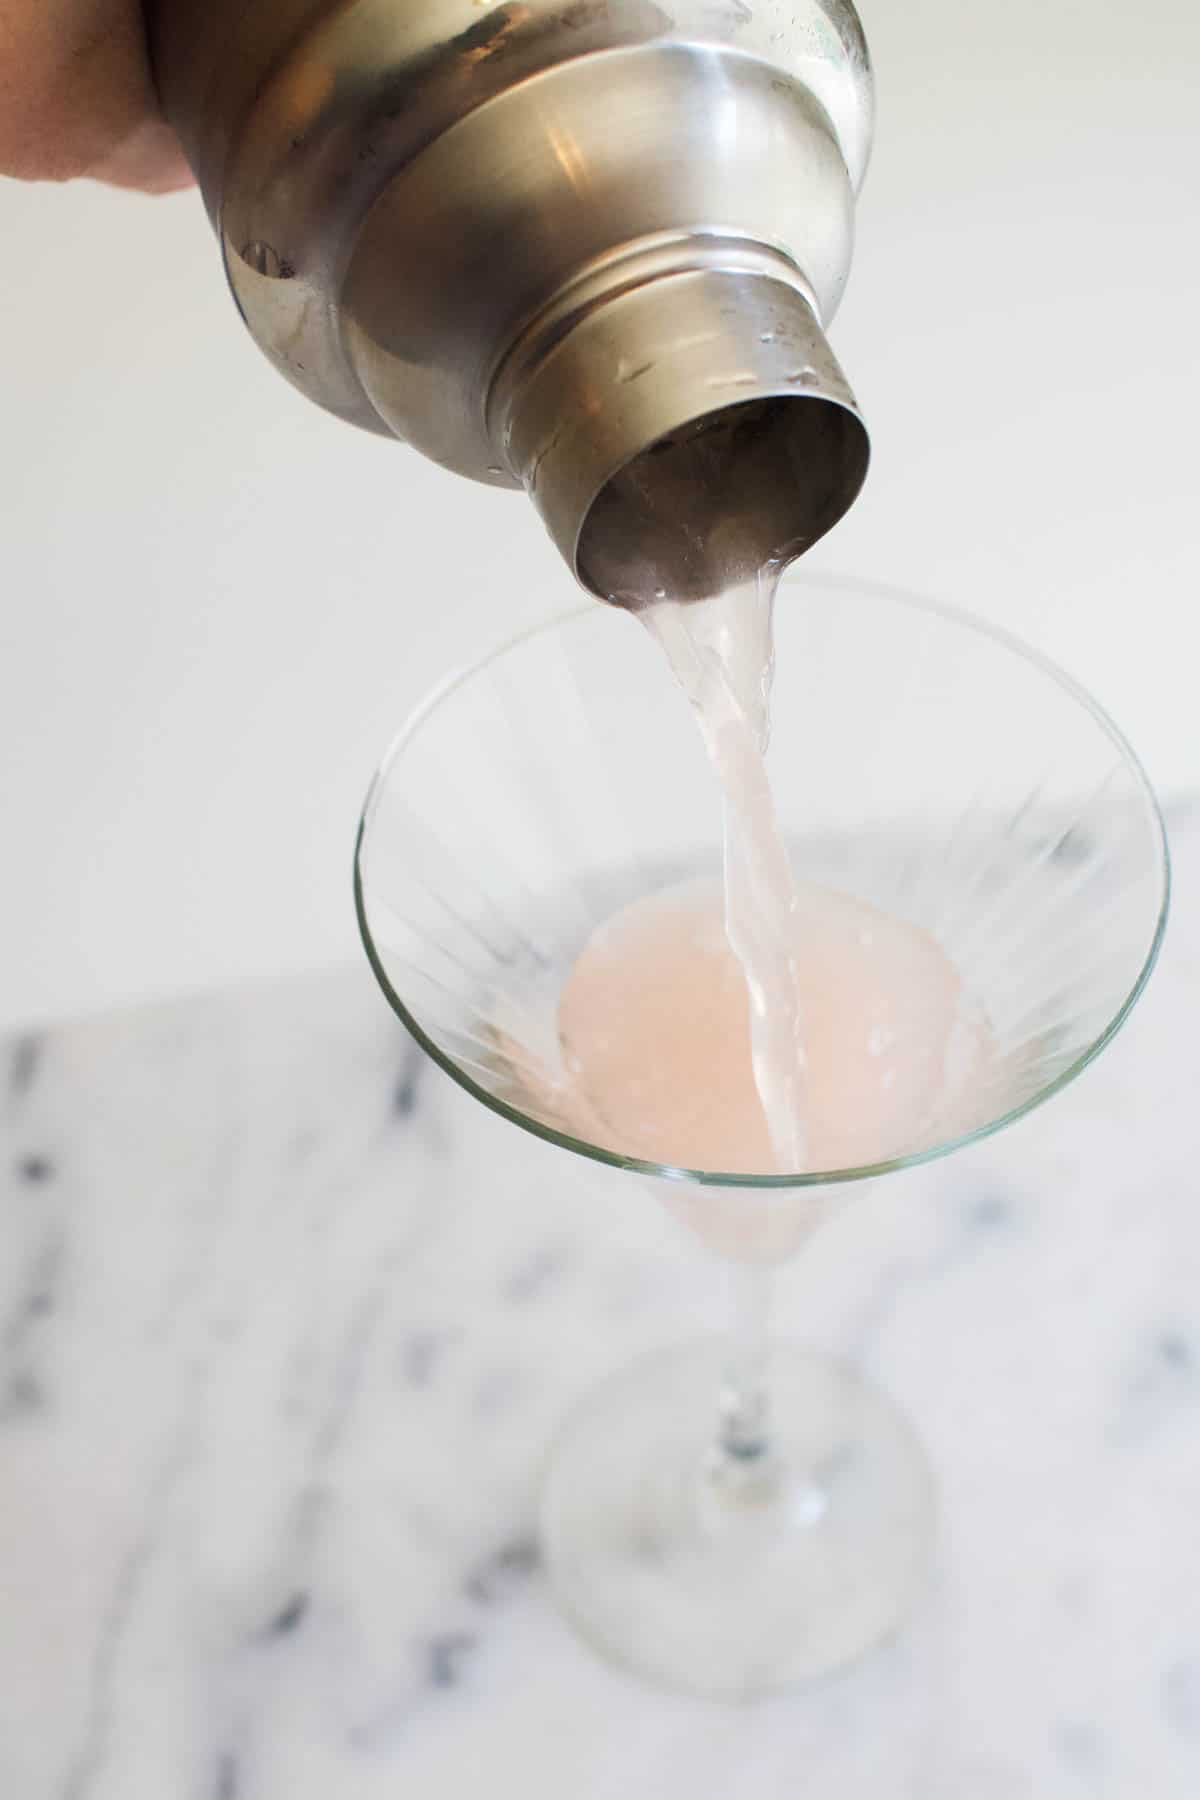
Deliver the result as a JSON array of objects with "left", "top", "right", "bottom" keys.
[{"left": 494, "top": 258, "right": 869, "bottom": 601}]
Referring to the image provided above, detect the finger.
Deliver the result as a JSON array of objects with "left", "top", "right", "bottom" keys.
[{"left": 0, "top": 0, "right": 193, "bottom": 191}]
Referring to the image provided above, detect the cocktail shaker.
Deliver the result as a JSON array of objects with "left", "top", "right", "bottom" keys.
[{"left": 147, "top": 0, "right": 874, "bottom": 598}]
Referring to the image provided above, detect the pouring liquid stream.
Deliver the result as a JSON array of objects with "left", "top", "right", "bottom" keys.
[
  {"left": 549, "top": 564, "right": 994, "bottom": 1185},
  {"left": 633, "top": 567, "right": 809, "bottom": 1172}
]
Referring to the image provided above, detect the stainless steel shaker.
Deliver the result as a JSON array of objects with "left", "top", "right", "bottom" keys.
[{"left": 147, "top": 0, "right": 874, "bottom": 599}]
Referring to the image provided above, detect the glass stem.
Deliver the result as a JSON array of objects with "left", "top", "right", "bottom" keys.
[{"left": 717, "top": 1261, "right": 773, "bottom": 1467}]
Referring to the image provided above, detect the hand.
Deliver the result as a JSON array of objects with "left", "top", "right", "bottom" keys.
[{"left": 0, "top": 0, "right": 192, "bottom": 192}]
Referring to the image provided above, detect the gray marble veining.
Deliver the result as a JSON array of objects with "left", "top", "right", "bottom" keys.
[{"left": 1, "top": 817, "right": 1198, "bottom": 1798}]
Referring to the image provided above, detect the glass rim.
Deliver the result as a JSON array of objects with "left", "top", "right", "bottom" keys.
[{"left": 354, "top": 571, "right": 1171, "bottom": 1191}]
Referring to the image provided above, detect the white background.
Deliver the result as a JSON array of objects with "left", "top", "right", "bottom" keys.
[{"left": 1, "top": 0, "right": 1197, "bottom": 1032}]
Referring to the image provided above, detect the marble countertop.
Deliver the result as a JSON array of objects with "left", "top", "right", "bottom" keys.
[{"left": 2, "top": 807, "right": 1198, "bottom": 1800}]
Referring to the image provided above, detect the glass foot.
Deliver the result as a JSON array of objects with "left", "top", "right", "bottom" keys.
[{"left": 541, "top": 1341, "right": 935, "bottom": 1698}]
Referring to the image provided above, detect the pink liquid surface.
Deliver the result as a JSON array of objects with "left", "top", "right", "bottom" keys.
[{"left": 556, "top": 876, "right": 992, "bottom": 1176}]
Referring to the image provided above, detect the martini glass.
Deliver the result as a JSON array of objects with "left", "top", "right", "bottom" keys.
[{"left": 355, "top": 574, "right": 1168, "bottom": 1698}]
